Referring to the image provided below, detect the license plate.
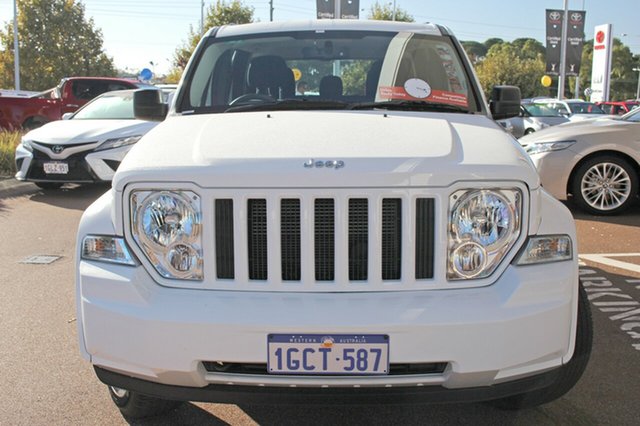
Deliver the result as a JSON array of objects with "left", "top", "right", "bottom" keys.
[
  {"left": 43, "top": 162, "right": 68, "bottom": 174},
  {"left": 267, "top": 334, "right": 389, "bottom": 375}
]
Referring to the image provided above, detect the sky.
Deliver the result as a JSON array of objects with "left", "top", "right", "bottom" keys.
[{"left": 0, "top": 0, "right": 639, "bottom": 78}]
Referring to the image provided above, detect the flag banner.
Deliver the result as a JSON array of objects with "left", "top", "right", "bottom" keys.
[
  {"left": 566, "top": 11, "right": 586, "bottom": 76},
  {"left": 545, "top": 9, "right": 586, "bottom": 76},
  {"left": 341, "top": 0, "right": 360, "bottom": 19},
  {"left": 317, "top": 0, "right": 335, "bottom": 19}
]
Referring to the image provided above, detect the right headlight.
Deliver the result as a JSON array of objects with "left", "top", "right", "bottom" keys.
[
  {"left": 448, "top": 189, "right": 522, "bottom": 280},
  {"left": 131, "top": 190, "right": 203, "bottom": 280}
]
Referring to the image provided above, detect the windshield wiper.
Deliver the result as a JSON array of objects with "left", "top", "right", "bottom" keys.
[
  {"left": 349, "top": 100, "right": 471, "bottom": 114},
  {"left": 224, "top": 99, "right": 349, "bottom": 113}
]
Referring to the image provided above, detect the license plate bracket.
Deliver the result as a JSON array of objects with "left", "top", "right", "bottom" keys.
[{"left": 267, "top": 334, "right": 389, "bottom": 375}]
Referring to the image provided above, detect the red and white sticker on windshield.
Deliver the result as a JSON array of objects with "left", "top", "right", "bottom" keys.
[{"left": 379, "top": 81, "right": 468, "bottom": 108}]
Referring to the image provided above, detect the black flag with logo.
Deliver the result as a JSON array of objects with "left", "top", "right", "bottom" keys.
[
  {"left": 545, "top": 9, "right": 586, "bottom": 76},
  {"left": 317, "top": 0, "right": 335, "bottom": 19},
  {"left": 341, "top": 0, "right": 360, "bottom": 19},
  {"left": 566, "top": 11, "right": 586, "bottom": 76}
]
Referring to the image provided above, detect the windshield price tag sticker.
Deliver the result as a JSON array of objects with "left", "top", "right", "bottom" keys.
[
  {"left": 267, "top": 334, "right": 389, "bottom": 375},
  {"left": 379, "top": 86, "right": 468, "bottom": 107}
]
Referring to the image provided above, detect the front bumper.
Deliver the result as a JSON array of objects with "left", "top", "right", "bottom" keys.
[
  {"left": 77, "top": 257, "right": 577, "bottom": 398},
  {"left": 95, "top": 364, "right": 562, "bottom": 405},
  {"left": 14, "top": 143, "right": 131, "bottom": 183}
]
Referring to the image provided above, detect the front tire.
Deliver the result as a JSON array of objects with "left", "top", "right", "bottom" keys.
[
  {"left": 571, "top": 155, "right": 638, "bottom": 215},
  {"left": 488, "top": 284, "right": 593, "bottom": 410},
  {"left": 108, "top": 386, "right": 182, "bottom": 419}
]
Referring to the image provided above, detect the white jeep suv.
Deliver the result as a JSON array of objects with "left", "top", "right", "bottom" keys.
[{"left": 76, "top": 20, "right": 591, "bottom": 418}]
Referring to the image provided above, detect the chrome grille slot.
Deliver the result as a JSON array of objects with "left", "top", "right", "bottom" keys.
[
  {"left": 215, "top": 199, "right": 235, "bottom": 279},
  {"left": 381, "top": 199, "right": 402, "bottom": 280},
  {"left": 248, "top": 199, "right": 268, "bottom": 280},
  {"left": 281, "top": 199, "right": 301, "bottom": 281},
  {"left": 348, "top": 198, "right": 368, "bottom": 281},
  {"left": 314, "top": 198, "right": 335, "bottom": 281},
  {"left": 415, "top": 198, "right": 435, "bottom": 279}
]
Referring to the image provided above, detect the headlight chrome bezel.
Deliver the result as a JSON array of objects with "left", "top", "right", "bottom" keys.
[
  {"left": 447, "top": 188, "right": 522, "bottom": 280},
  {"left": 130, "top": 190, "right": 203, "bottom": 280}
]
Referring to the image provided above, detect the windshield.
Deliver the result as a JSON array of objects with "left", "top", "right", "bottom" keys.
[
  {"left": 623, "top": 107, "right": 640, "bottom": 122},
  {"left": 568, "top": 102, "right": 605, "bottom": 114},
  {"left": 524, "top": 104, "right": 563, "bottom": 117},
  {"left": 73, "top": 92, "right": 135, "bottom": 120},
  {"left": 179, "top": 30, "right": 478, "bottom": 113}
]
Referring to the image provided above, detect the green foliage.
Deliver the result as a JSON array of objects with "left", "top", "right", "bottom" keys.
[
  {"left": 461, "top": 41, "right": 487, "bottom": 64},
  {"left": 0, "top": 131, "right": 21, "bottom": 175},
  {"left": 169, "top": 0, "right": 254, "bottom": 79},
  {"left": 368, "top": 2, "right": 414, "bottom": 22},
  {"left": 475, "top": 42, "right": 545, "bottom": 99},
  {"left": 0, "top": 0, "right": 115, "bottom": 91}
]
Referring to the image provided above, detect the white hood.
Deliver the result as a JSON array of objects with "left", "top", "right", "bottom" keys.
[
  {"left": 25, "top": 119, "right": 158, "bottom": 145},
  {"left": 114, "top": 111, "right": 539, "bottom": 189}
]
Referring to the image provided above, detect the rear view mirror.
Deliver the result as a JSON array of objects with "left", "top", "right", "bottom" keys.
[
  {"left": 489, "top": 86, "right": 521, "bottom": 120},
  {"left": 134, "top": 89, "right": 167, "bottom": 122},
  {"left": 62, "top": 113, "right": 73, "bottom": 120}
]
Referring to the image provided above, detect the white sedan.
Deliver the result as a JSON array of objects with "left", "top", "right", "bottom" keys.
[
  {"left": 14, "top": 89, "right": 163, "bottom": 190},
  {"left": 520, "top": 108, "right": 640, "bottom": 215}
]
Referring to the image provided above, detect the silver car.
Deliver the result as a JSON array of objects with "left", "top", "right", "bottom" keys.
[
  {"left": 520, "top": 108, "right": 640, "bottom": 215},
  {"left": 500, "top": 104, "right": 569, "bottom": 138}
]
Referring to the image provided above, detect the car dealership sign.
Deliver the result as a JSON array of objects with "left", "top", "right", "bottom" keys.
[
  {"left": 545, "top": 9, "right": 586, "bottom": 76},
  {"left": 590, "top": 24, "right": 613, "bottom": 102}
]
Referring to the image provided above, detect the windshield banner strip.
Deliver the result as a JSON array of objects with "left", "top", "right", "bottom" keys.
[{"left": 378, "top": 86, "right": 468, "bottom": 107}]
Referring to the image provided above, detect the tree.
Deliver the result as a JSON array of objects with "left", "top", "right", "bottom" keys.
[
  {"left": 368, "top": 2, "right": 414, "bottom": 22},
  {"left": 461, "top": 41, "right": 487, "bottom": 64},
  {"left": 483, "top": 38, "right": 504, "bottom": 51},
  {"left": 0, "top": 0, "right": 115, "bottom": 91},
  {"left": 167, "top": 0, "right": 254, "bottom": 83},
  {"left": 475, "top": 42, "right": 545, "bottom": 98}
]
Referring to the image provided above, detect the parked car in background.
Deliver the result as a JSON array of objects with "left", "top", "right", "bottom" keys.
[
  {"left": 532, "top": 98, "right": 606, "bottom": 122},
  {"left": 596, "top": 100, "right": 639, "bottom": 116},
  {"left": 0, "top": 77, "right": 149, "bottom": 130},
  {"left": 520, "top": 107, "right": 640, "bottom": 215},
  {"left": 15, "top": 89, "right": 163, "bottom": 190},
  {"left": 498, "top": 103, "right": 569, "bottom": 138}
]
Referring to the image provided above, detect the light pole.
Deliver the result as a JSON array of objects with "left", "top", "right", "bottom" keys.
[
  {"left": 13, "top": 0, "right": 20, "bottom": 90},
  {"left": 633, "top": 67, "right": 640, "bottom": 101}
]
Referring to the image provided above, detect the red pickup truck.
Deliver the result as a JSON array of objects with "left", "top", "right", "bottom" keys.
[{"left": 0, "top": 77, "right": 147, "bottom": 130}]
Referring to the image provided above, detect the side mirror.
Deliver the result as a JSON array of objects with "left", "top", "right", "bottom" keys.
[
  {"left": 61, "top": 112, "right": 73, "bottom": 120},
  {"left": 134, "top": 89, "right": 168, "bottom": 122},
  {"left": 489, "top": 85, "right": 521, "bottom": 120}
]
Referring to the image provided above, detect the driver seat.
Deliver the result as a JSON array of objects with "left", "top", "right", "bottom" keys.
[{"left": 247, "top": 56, "right": 295, "bottom": 99}]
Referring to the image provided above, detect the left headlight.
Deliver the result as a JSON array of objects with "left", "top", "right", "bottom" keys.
[
  {"left": 95, "top": 135, "right": 142, "bottom": 151},
  {"left": 131, "top": 190, "right": 203, "bottom": 280},
  {"left": 525, "top": 140, "right": 575, "bottom": 155},
  {"left": 448, "top": 189, "right": 522, "bottom": 280},
  {"left": 21, "top": 139, "right": 33, "bottom": 152}
]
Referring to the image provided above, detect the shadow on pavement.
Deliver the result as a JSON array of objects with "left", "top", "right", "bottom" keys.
[
  {"left": 27, "top": 183, "right": 110, "bottom": 211},
  {"left": 563, "top": 199, "right": 640, "bottom": 226}
]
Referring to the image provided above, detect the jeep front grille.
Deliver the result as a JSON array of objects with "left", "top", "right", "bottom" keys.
[{"left": 213, "top": 193, "right": 435, "bottom": 288}]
